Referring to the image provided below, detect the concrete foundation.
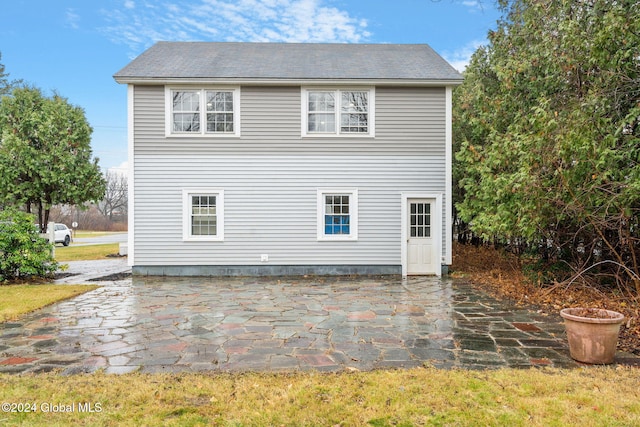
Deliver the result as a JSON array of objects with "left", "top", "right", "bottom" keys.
[{"left": 132, "top": 264, "right": 403, "bottom": 277}]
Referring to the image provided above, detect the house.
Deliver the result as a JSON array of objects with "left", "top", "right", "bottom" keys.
[{"left": 113, "top": 42, "right": 463, "bottom": 277}]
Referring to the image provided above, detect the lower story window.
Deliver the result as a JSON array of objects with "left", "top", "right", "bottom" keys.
[
  {"left": 317, "top": 189, "right": 358, "bottom": 241},
  {"left": 324, "top": 195, "right": 350, "bottom": 235},
  {"left": 183, "top": 189, "right": 224, "bottom": 241},
  {"left": 191, "top": 195, "right": 217, "bottom": 236}
]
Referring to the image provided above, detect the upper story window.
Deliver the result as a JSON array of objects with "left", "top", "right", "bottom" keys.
[
  {"left": 339, "top": 91, "right": 369, "bottom": 133},
  {"left": 166, "top": 87, "right": 240, "bottom": 137},
  {"left": 302, "top": 88, "right": 374, "bottom": 137}
]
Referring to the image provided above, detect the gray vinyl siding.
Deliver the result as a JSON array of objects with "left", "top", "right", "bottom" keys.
[{"left": 131, "top": 85, "right": 447, "bottom": 267}]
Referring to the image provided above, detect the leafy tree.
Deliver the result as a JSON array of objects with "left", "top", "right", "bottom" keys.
[
  {"left": 0, "top": 209, "right": 58, "bottom": 282},
  {"left": 0, "top": 87, "right": 106, "bottom": 231},
  {"left": 0, "top": 51, "right": 22, "bottom": 96},
  {"left": 454, "top": 0, "right": 640, "bottom": 291}
]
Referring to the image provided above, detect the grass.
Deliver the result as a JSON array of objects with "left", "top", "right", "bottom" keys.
[
  {"left": 72, "top": 231, "right": 123, "bottom": 239},
  {"left": 2, "top": 242, "right": 637, "bottom": 425},
  {"left": 0, "top": 367, "right": 638, "bottom": 426},
  {"left": 0, "top": 237, "right": 112, "bottom": 321},
  {"left": 0, "top": 284, "right": 99, "bottom": 322},
  {"left": 54, "top": 243, "right": 119, "bottom": 262}
]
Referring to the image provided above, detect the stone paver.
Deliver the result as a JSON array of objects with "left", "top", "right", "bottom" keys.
[{"left": 1, "top": 275, "right": 639, "bottom": 374}]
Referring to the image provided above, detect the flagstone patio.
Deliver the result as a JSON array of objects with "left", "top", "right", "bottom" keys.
[{"left": 2, "top": 275, "right": 638, "bottom": 374}]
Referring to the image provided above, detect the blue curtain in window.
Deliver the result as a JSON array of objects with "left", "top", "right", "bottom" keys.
[{"left": 325, "top": 215, "right": 350, "bottom": 235}]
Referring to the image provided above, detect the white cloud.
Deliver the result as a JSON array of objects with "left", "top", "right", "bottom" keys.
[
  {"left": 101, "top": 0, "right": 369, "bottom": 55},
  {"left": 108, "top": 161, "right": 129, "bottom": 177},
  {"left": 442, "top": 39, "right": 485, "bottom": 73},
  {"left": 461, "top": 0, "right": 484, "bottom": 13},
  {"left": 66, "top": 8, "right": 81, "bottom": 29}
]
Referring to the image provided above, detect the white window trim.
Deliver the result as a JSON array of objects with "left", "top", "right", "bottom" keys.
[
  {"left": 165, "top": 87, "right": 241, "bottom": 137},
  {"left": 301, "top": 88, "right": 375, "bottom": 138},
  {"left": 317, "top": 188, "right": 358, "bottom": 241},
  {"left": 182, "top": 188, "right": 225, "bottom": 242}
]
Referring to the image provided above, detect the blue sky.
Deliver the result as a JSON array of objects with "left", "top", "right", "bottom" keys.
[{"left": 0, "top": 0, "right": 501, "bottom": 172}]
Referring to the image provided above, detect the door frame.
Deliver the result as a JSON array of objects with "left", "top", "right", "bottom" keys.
[{"left": 401, "top": 193, "right": 443, "bottom": 277}]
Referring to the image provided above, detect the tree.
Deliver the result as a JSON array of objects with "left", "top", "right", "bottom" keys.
[
  {"left": 0, "top": 209, "right": 58, "bottom": 281},
  {"left": 0, "top": 87, "right": 106, "bottom": 231},
  {"left": 454, "top": 0, "right": 640, "bottom": 291},
  {"left": 97, "top": 169, "right": 128, "bottom": 221},
  {"left": 0, "top": 52, "right": 22, "bottom": 96}
]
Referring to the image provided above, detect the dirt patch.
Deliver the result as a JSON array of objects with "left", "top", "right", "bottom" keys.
[
  {"left": 451, "top": 243, "right": 639, "bottom": 355},
  {"left": 88, "top": 272, "right": 132, "bottom": 282},
  {"left": 53, "top": 272, "right": 79, "bottom": 280}
]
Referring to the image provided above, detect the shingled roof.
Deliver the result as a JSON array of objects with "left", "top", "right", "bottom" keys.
[{"left": 114, "top": 42, "right": 463, "bottom": 84}]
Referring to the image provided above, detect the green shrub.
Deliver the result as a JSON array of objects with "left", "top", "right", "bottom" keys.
[
  {"left": 0, "top": 209, "right": 58, "bottom": 282},
  {"left": 522, "top": 258, "right": 571, "bottom": 286}
]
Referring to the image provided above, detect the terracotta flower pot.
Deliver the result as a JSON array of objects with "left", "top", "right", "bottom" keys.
[{"left": 560, "top": 308, "right": 625, "bottom": 364}]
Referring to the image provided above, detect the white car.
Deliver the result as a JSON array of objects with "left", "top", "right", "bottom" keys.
[{"left": 53, "top": 224, "right": 72, "bottom": 246}]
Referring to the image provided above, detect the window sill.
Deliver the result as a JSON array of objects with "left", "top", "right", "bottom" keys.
[
  {"left": 317, "top": 236, "right": 358, "bottom": 242},
  {"left": 183, "top": 237, "right": 225, "bottom": 242},
  {"left": 166, "top": 133, "right": 241, "bottom": 138},
  {"left": 302, "top": 133, "right": 375, "bottom": 139}
]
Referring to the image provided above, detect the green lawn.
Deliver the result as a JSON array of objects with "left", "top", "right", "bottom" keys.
[
  {"left": 0, "top": 367, "right": 638, "bottom": 426},
  {"left": 0, "top": 284, "right": 99, "bottom": 322},
  {"left": 72, "top": 231, "right": 124, "bottom": 239},
  {"left": 54, "top": 243, "right": 120, "bottom": 262}
]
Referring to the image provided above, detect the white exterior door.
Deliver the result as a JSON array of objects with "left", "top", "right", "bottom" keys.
[{"left": 406, "top": 199, "right": 437, "bottom": 275}]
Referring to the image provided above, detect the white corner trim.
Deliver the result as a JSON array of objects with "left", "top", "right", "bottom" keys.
[
  {"left": 127, "top": 84, "right": 135, "bottom": 267},
  {"left": 445, "top": 86, "right": 453, "bottom": 265}
]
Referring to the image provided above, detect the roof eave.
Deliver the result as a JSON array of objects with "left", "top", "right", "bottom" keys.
[{"left": 113, "top": 76, "right": 464, "bottom": 86}]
